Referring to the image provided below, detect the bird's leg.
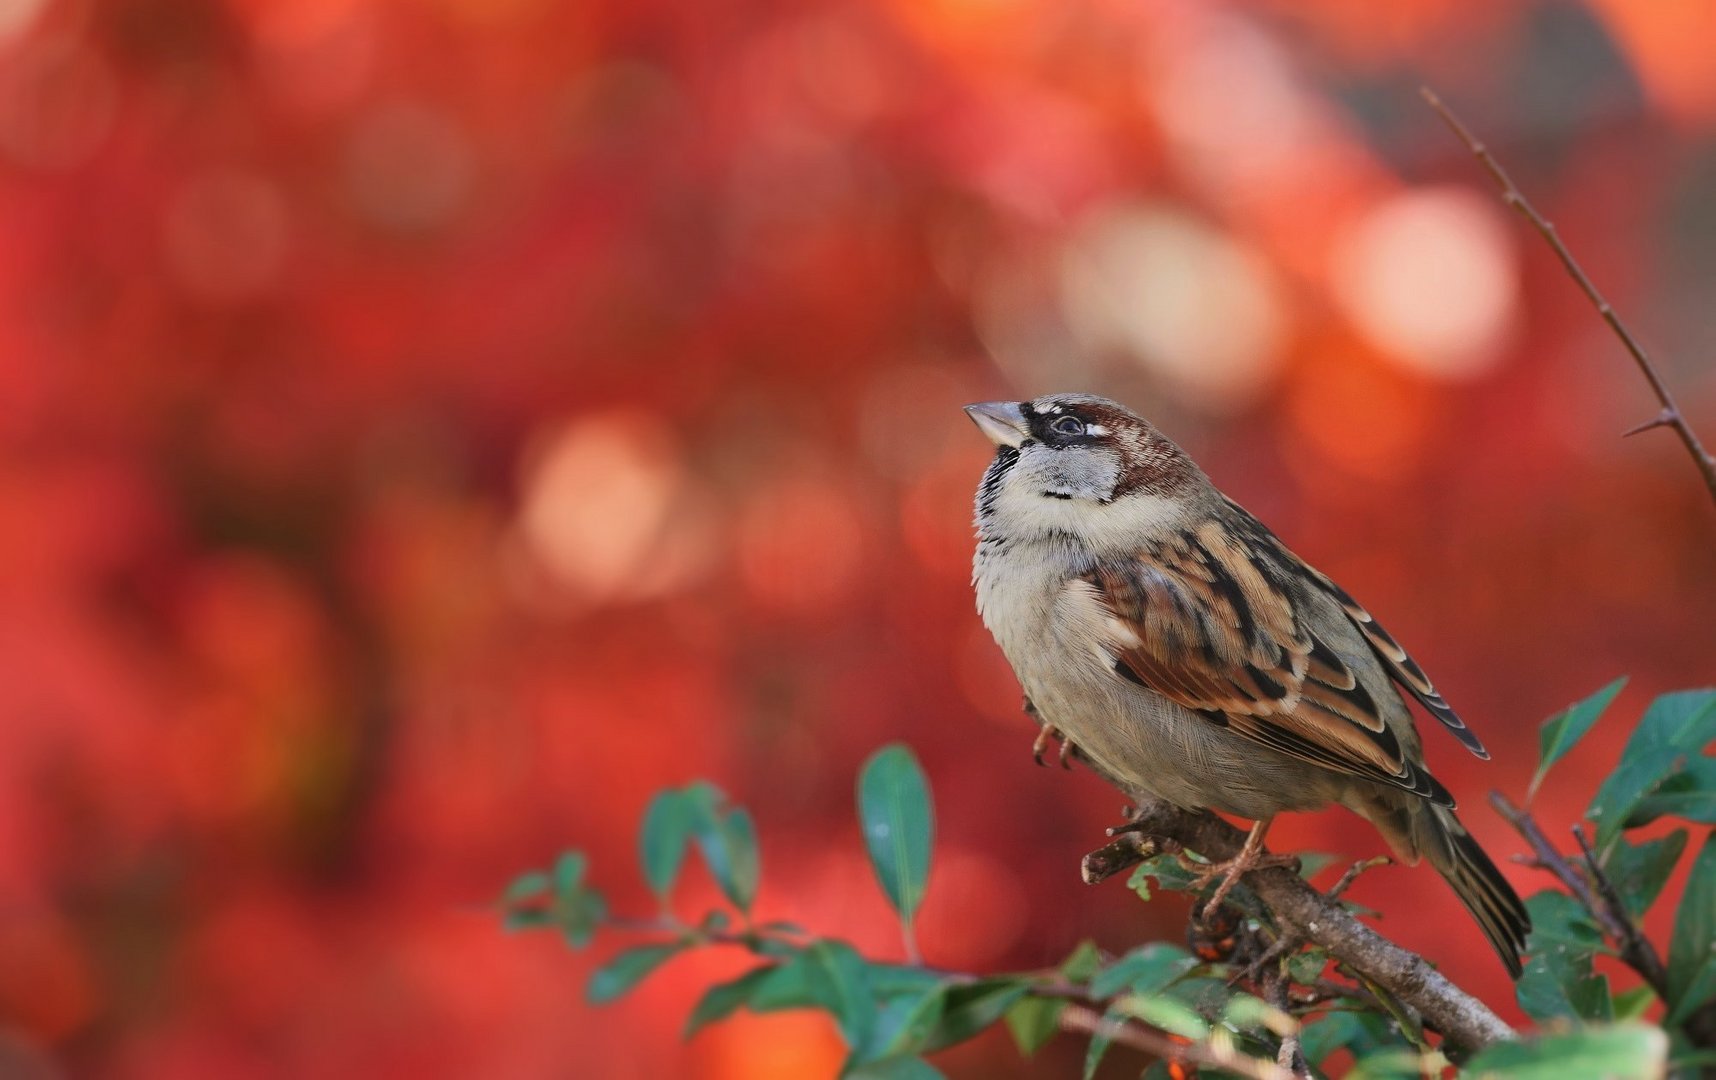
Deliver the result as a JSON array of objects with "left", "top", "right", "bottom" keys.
[
  {"left": 1024, "top": 697, "right": 1081, "bottom": 769},
  {"left": 1183, "top": 818, "right": 1299, "bottom": 916}
]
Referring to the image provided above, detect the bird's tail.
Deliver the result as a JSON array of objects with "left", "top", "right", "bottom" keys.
[{"left": 1416, "top": 804, "right": 1531, "bottom": 978}]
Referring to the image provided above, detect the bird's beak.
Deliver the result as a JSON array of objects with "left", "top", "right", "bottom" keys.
[{"left": 963, "top": 401, "right": 1028, "bottom": 448}]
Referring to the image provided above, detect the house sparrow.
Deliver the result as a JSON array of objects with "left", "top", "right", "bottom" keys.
[{"left": 965, "top": 393, "right": 1529, "bottom": 976}]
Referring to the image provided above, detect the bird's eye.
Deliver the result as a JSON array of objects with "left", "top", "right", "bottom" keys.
[{"left": 1049, "top": 415, "right": 1085, "bottom": 437}]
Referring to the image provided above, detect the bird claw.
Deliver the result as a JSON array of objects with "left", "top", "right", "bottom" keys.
[
  {"left": 1031, "top": 723, "right": 1080, "bottom": 769},
  {"left": 1181, "top": 823, "right": 1300, "bottom": 917}
]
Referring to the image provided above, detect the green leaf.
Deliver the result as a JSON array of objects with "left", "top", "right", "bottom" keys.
[
  {"left": 1117, "top": 993, "right": 1209, "bottom": 1039},
  {"left": 554, "top": 883, "right": 606, "bottom": 949},
  {"left": 1060, "top": 940, "right": 1103, "bottom": 982},
  {"left": 685, "top": 965, "right": 776, "bottom": 1038},
  {"left": 1610, "top": 984, "right": 1655, "bottom": 1022},
  {"left": 856, "top": 744, "right": 935, "bottom": 936},
  {"left": 1296, "top": 851, "right": 1341, "bottom": 880},
  {"left": 1623, "top": 759, "right": 1716, "bottom": 828},
  {"left": 1588, "top": 691, "right": 1716, "bottom": 850},
  {"left": 500, "top": 870, "right": 549, "bottom": 906},
  {"left": 1531, "top": 678, "right": 1627, "bottom": 800},
  {"left": 1285, "top": 946, "right": 1329, "bottom": 986},
  {"left": 1601, "top": 829, "right": 1688, "bottom": 917},
  {"left": 1089, "top": 943, "right": 1197, "bottom": 999},
  {"left": 1463, "top": 1022, "right": 1667, "bottom": 1078},
  {"left": 1515, "top": 892, "right": 1609, "bottom": 1024},
  {"left": 1222, "top": 993, "right": 1295, "bottom": 1036},
  {"left": 920, "top": 979, "right": 1027, "bottom": 1053},
  {"left": 865, "top": 985, "right": 945, "bottom": 1061},
  {"left": 1666, "top": 830, "right": 1716, "bottom": 1023},
  {"left": 684, "top": 784, "right": 761, "bottom": 915},
  {"left": 804, "top": 940, "right": 876, "bottom": 1049},
  {"left": 1081, "top": 1007, "right": 1122, "bottom": 1080},
  {"left": 1347, "top": 1049, "right": 1434, "bottom": 1079},
  {"left": 553, "top": 852, "right": 587, "bottom": 897},
  {"left": 846, "top": 1057, "right": 944, "bottom": 1080},
  {"left": 587, "top": 943, "right": 682, "bottom": 1004},
  {"left": 745, "top": 941, "right": 878, "bottom": 1050},
  {"left": 639, "top": 790, "right": 698, "bottom": 901},
  {"left": 1300, "top": 1011, "right": 1394, "bottom": 1066},
  {"left": 1004, "top": 996, "right": 1064, "bottom": 1057}
]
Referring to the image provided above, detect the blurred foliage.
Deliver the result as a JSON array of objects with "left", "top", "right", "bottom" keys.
[
  {"left": 506, "top": 685, "right": 1716, "bottom": 1075},
  {"left": 4, "top": 0, "right": 1716, "bottom": 1076}
]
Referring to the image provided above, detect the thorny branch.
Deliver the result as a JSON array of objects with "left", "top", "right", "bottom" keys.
[
  {"left": 1082, "top": 798, "right": 1517, "bottom": 1054},
  {"left": 1420, "top": 86, "right": 1716, "bottom": 511},
  {"left": 1491, "top": 792, "right": 1716, "bottom": 1050}
]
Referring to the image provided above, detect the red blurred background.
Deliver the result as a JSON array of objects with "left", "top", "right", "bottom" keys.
[{"left": 1, "top": 0, "right": 1713, "bottom": 1076}]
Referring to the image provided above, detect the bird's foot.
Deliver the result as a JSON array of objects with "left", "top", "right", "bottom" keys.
[
  {"left": 1180, "top": 820, "right": 1299, "bottom": 917},
  {"left": 1031, "top": 724, "right": 1081, "bottom": 769}
]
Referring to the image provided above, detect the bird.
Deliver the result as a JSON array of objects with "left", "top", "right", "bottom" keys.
[{"left": 964, "top": 392, "right": 1530, "bottom": 976}]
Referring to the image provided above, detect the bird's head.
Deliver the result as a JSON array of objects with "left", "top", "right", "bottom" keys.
[{"left": 964, "top": 393, "right": 1208, "bottom": 547}]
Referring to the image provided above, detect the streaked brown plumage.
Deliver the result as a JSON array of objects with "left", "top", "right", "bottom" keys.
[{"left": 967, "top": 393, "right": 1529, "bottom": 975}]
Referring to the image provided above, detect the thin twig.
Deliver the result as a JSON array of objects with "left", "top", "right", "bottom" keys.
[
  {"left": 1327, "top": 855, "right": 1392, "bottom": 902},
  {"left": 1420, "top": 86, "right": 1716, "bottom": 510},
  {"left": 1058, "top": 1002, "right": 1295, "bottom": 1080},
  {"left": 1491, "top": 793, "right": 1716, "bottom": 1049},
  {"left": 1489, "top": 792, "right": 1613, "bottom": 933},
  {"left": 1571, "top": 823, "right": 1670, "bottom": 991}
]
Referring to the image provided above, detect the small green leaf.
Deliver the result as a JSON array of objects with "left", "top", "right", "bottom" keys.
[
  {"left": 1531, "top": 678, "right": 1627, "bottom": 800},
  {"left": 1463, "top": 1022, "right": 1667, "bottom": 1078},
  {"left": 921, "top": 979, "right": 1027, "bottom": 1053},
  {"left": 1348, "top": 1049, "right": 1437, "bottom": 1079},
  {"left": 553, "top": 853, "right": 587, "bottom": 897},
  {"left": 1117, "top": 993, "right": 1209, "bottom": 1039},
  {"left": 639, "top": 790, "right": 698, "bottom": 901},
  {"left": 1610, "top": 984, "right": 1655, "bottom": 1022},
  {"left": 1080, "top": 1007, "right": 1122, "bottom": 1080},
  {"left": 1125, "top": 863, "right": 1151, "bottom": 902},
  {"left": 1295, "top": 851, "right": 1341, "bottom": 880},
  {"left": 1060, "top": 940, "right": 1103, "bottom": 982},
  {"left": 1601, "top": 829, "right": 1688, "bottom": 917},
  {"left": 684, "top": 784, "right": 761, "bottom": 914},
  {"left": 1666, "top": 830, "right": 1716, "bottom": 1023},
  {"left": 1222, "top": 993, "right": 1296, "bottom": 1037},
  {"left": 1623, "top": 759, "right": 1716, "bottom": 828},
  {"left": 1089, "top": 943, "right": 1197, "bottom": 999},
  {"left": 587, "top": 943, "right": 682, "bottom": 1004},
  {"left": 750, "top": 951, "right": 818, "bottom": 1011},
  {"left": 846, "top": 1057, "right": 944, "bottom": 1080},
  {"left": 502, "top": 908, "right": 551, "bottom": 932},
  {"left": 1285, "top": 946, "right": 1329, "bottom": 986},
  {"left": 500, "top": 870, "right": 549, "bottom": 906},
  {"left": 865, "top": 984, "right": 945, "bottom": 1060},
  {"left": 1004, "top": 996, "right": 1064, "bottom": 1056},
  {"left": 1515, "top": 892, "right": 1609, "bottom": 1023},
  {"left": 856, "top": 744, "right": 935, "bottom": 937},
  {"left": 803, "top": 940, "right": 876, "bottom": 1049},
  {"left": 685, "top": 965, "right": 776, "bottom": 1038},
  {"left": 555, "top": 886, "right": 607, "bottom": 949},
  {"left": 1588, "top": 691, "right": 1716, "bottom": 851},
  {"left": 1299, "top": 1011, "right": 1389, "bottom": 1066}
]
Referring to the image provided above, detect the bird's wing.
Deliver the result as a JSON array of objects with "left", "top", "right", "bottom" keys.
[
  {"left": 1084, "top": 519, "right": 1454, "bottom": 806},
  {"left": 1220, "top": 497, "right": 1489, "bottom": 760}
]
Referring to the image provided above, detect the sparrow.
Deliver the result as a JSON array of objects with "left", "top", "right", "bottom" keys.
[{"left": 965, "top": 393, "right": 1529, "bottom": 976}]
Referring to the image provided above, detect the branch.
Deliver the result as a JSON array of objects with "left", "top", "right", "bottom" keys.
[
  {"left": 1419, "top": 86, "right": 1716, "bottom": 511},
  {"left": 1058, "top": 1002, "right": 1297, "bottom": 1080},
  {"left": 1082, "top": 798, "right": 1516, "bottom": 1054},
  {"left": 1491, "top": 792, "right": 1716, "bottom": 1050}
]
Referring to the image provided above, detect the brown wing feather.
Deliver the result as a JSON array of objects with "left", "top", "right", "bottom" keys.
[{"left": 1086, "top": 524, "right": 1454, "bottom": 807}]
